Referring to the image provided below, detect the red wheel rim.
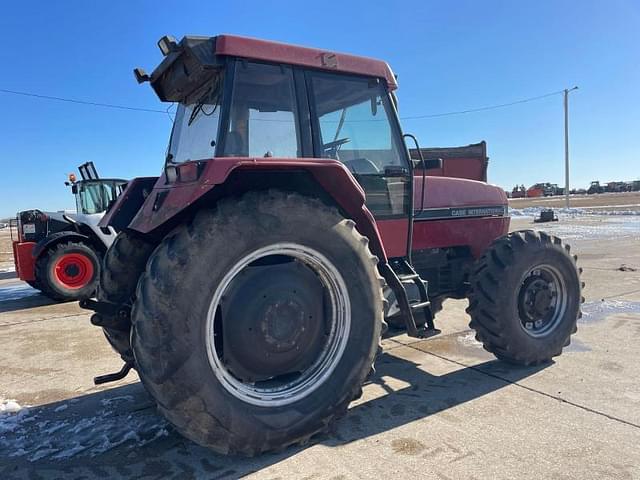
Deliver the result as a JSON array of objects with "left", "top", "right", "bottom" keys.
[{"left": 53, "top": 253, "right": 94, "bottom": 289}]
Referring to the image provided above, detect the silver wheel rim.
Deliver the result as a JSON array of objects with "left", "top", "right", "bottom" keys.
[
  {"left": 517, "top": 263, "right": 568, "bottom": 338},
  {"left": 205, "top": 243, "right": 351, "bottom": 407}
]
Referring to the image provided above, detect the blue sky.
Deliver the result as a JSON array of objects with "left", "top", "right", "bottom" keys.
[{"left": 1, "top": 0, "right": 639, "bottom": 217}]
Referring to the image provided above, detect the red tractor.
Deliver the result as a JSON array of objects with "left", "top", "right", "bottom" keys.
[{"left": 84, "top": 35, "right": 582, "bottom": 455}]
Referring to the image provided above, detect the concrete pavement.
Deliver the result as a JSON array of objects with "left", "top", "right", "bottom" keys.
[{"left": 1, "top": 215, "right": 639, "bottom": 479}]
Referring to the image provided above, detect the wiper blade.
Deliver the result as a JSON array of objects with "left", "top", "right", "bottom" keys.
[{"left": 187, "top": 79, "right": 221, "bottom": 126}]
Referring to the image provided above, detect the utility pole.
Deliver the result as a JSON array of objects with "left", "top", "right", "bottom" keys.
[{"left": 564, "top": 86, "right": 578, "bottom": 208}]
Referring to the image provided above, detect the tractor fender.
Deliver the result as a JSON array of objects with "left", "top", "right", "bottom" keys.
[
  {"left": 33, "top": 231, "right": 92, "bottom": 259},
  {"left": 125, "top": 158, "right": 388, "bottom": 262}
]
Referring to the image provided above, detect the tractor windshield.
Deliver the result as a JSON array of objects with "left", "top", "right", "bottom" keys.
[
  {"left": 76, "top": 180, "right": 126, "bottom": 215},
  {"left": 168, "top": 78, "right": 223, "bottom": 164}
]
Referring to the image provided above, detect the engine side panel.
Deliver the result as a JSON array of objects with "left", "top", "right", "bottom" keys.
[
  {"left": 410, "top": 175, "right": 509, "bottom": 258},
  {"left": 412, "top": 216, "right": 510, "bottom": 258},
  {"left": 416, "top": 176, "right": 508, "bottom": 209}
]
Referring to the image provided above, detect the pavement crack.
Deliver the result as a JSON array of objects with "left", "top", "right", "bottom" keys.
[
  {"left": 0, "top": 313, "right": 86, "bottom": 328},
  {"left": 396, "top": 339, "right": 640, "bottom": 431},
  {"left": 602, "top": 288, "right": 640, "bottom": 300}
]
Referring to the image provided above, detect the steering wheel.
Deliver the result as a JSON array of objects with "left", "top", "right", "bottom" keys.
[
  {"left": 343, "top": 158, "right": 380, "bottom": 174},
  {"left": 322, "top": 137, "right": 350, "bottom": 159}
]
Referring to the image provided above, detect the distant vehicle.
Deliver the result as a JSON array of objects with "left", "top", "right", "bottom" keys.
[
  {"left": 0, "top": 222, "right": 8, "bottom": 230},
  {"left": 587, "top": 181, "right": 605, "bottom": 194},
  {"left": 11, "top": 162, "right": 126, "bottom": 301},
  {"left": 527, "top": 183, "right": 564, "bottom": 197},
  {"left": 606, "top": 181, "right": 630, "bottom": 193},
  {"left": 511, "top": 184, "right": 527, "bottom": 198},
  {"left": 526, "top": 185, "right": 545, "bottom": 198}
]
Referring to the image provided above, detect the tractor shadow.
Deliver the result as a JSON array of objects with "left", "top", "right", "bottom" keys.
[
  {"left": 0, "top": 271, "right": 17, "bottom": 280},
  {"left": 0, "top": 283, "right": 59, "bottom": 313},
  {"left": 0, "top": 345, "right": 548, "bottom": 479}
]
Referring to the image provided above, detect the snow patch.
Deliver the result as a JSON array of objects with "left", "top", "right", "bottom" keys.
[
  {"left": 0, "top": 396, "right": 170, "bottom": 461},
  {"left": 509, "top": 211, "right": 640, "bottom": 240},
  {"left": 1, "top": 399, "right": 23, "bottom": 414},
  {"left": 509, "top": 206, "right": 640, "bottom": 218},
  {"left": 458, "top": 331, "right": 482, "bottom": 348},
  {"left": 580, "top": 299, "right": 640, "bottom": 324}
]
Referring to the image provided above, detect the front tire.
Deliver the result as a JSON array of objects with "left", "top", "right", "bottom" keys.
[
  {"left": 466, "top": 230, "right": 582, "bottom": 365},
  {"left": 96, "top": 231, "right": 156, "bottom": 362},
  {"left": 132, "top": 191, "right": 383, "bottom": 455},
  {"left": 36, "top": 242, "right": 100, "bottom": 301}
]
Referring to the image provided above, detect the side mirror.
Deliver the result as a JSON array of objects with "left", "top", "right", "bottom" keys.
[
  {"left": 411, "top": 158, "right": 442, "bottom": 170},
  {"left": 71, "top": 185, "right": 78, "bottom": 195},
  {"left": 424, "top": 158, "right": 442, "bottom": 170}
]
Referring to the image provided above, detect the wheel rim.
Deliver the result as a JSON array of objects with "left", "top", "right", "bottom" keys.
[
  {"left": 205, "top": 243, "right": 351, "bottom": 407},
  {"left": 53, "top": 253, "right": 94, "bottom": 289},
  {"left": 517, "top": 264, "right": 567, "bottom": 337}
]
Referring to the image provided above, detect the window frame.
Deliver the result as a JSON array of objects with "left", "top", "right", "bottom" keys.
[
  {"left": 215, "top": 58, "right": 313, "bottom": 159},
  {"left": 304, "top": 70, "right": 411, "bottom": 172}
]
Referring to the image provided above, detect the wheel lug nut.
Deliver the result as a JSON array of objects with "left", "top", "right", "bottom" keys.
[{"left": 525, "top": 322, "right": 533, "bottom": 330}]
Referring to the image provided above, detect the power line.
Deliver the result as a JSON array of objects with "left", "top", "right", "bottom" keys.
[
  {"left": 0, "top": 88, "right": 167, "bottom": 114},
  {"left": 401, "top": 89, "right": 566, "bottom": 119},
  {"left": 0, "top": 86, "right": 568, "bottom": 119}
]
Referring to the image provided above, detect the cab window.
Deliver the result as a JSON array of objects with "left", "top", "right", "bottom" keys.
[
  {"left": 310, "top": 74, "right": 406, "bottom": 174},
  {"left": 222, "top": 62, "right": 301, "bottom": 158}
]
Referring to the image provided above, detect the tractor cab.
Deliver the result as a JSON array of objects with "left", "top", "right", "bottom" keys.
[
  {"left": 135, "top": 35, "right": 415, "bottom": 247},
  {"left": 67, "top": 162, "right": 127, "bottom": 217}
]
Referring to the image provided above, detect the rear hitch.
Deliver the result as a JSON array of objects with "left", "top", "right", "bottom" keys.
[
  {"left": 81, "top": 298, "right": 131, "bottom": 331},
  {"left": 80, "top": 298, "right": 122, "bottom": 316},
  {"left": 94, "top": 362, "right": 134, "bottom": 385}
]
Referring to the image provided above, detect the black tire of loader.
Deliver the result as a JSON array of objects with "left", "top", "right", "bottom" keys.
[
  {"left": 35, "top": 241, "right": 100, "bottom": 301},
  {"left": 26, "top": 280, "right": 42, "bottom": 290},
  {"left": 97, "top": 231, "right": 156, "bottom": 362},
  {"left": 466, "top": 230, "right": 583, "bottom": 365},
  {"left": 131, "top": 191, "right": 384, "bottom": 455}
]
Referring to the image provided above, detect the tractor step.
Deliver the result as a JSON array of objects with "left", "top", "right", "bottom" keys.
[
  {"left": 411, "top": 300, "right": 431, "bottom": 310},
  {"left": 413, "top": 327, "right": 442, "bottom": 339},
  {"left": 380, "top": 259, "right": 437, "bottom": 338},
  {"left": 398, "top": 273, "right": 420, "bottom": 282}
]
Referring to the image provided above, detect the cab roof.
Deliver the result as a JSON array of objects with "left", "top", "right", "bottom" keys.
[
  {"left": 215, "top": 35, "right": 397, "bottom": 90},
  {"left": 145, "top": 34, "right": 397, "bottom": 102}
]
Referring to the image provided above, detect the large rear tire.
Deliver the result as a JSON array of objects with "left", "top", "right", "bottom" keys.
[
  {"left": 466, "top": 230, "right": 582, "bottom": 365},
  {"left": 132, "top": 191, "right": 383, "bottom": 455},
  {"left": 36, "top": 242, "right": 100, "bottom": 301},
  {"left": 96, "top": 231, "right": 156, "bottom": 362}
]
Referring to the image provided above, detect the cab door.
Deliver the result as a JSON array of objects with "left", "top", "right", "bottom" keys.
[{"left": 306, "top": 71, "right": 412, "bottom": 258}]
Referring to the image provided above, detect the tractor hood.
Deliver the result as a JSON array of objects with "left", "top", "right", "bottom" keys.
[{"left": 418, "top": 176, "right": 508, "bottom": 217}]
